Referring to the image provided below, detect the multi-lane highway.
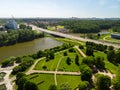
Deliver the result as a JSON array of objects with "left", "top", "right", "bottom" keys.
[{"left": 31, "top": 25, "right": 120, "bottom": 49}]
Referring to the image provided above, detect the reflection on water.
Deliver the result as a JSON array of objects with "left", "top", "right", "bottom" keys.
[{"left": 0, "top": 37, "right": 62, "bottom": 62}]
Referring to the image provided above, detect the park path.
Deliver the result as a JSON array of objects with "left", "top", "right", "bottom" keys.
[
  {"left": 26, "top": 57, "right": 45, "bottom": 75},
  {"left": 54, "top": 56, "right": 63, "bottom": 85},
  {"left": 74, "top": 46, "right": 115, "bottom": 80},
  {"left": 0, "top": 63, "right": 19, "bottom": 90},
  {"left": 25, "top": 46, "right": 115, "bottom": 86},
  {"left": 75, "top": 46, "right": 86, "bottom": 57}
]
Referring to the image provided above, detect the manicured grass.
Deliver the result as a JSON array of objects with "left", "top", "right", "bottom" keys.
[
  {"left": 57, "top": 25, "right": 64, "bottom": 29},
  {"left": 55, "top": 38, "right": 85, "bottom": 45},
  {"left": 34, "top": 48, "right": 83, "bottom": 72},
  {"left": 27, "top": 73, "right": 54, "bottom": 90},
  {"left": 58, "top": 51, "right": 82, "bottom": 72},
  {"left": 47, "top": 26, "right": 56, "bottom": 31},
  {"left": 57, "top": 75, "right": 81, "bottom": 90},
  {"left": 94, "top": 51, "right": 118, "bottom": 74},
  {"left": 34, "top": 53, "right": 62, "bottom": 71}
]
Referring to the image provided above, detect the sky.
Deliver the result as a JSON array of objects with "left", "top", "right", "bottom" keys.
[{"left": 0, "top": 0, "right": 120, "bottom": 18}]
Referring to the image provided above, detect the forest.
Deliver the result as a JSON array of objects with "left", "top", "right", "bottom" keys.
[
  {"left": 58, "top": 20, "right": 120, "bottom": 33},
  {"left": 0, "top": 29, "right": 44, "bottom": 47}
]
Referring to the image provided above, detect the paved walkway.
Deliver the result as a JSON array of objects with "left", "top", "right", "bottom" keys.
[
  {"left": 75, "top": 46, "right": 86, "bottom": 57},
  {"left": 0, "top": 63, "right": 18, "bottom": 90}
]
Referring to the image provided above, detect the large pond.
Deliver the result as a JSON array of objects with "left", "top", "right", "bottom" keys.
[{"left": 0, "top": 37, "right": 62, "bottom": 62}]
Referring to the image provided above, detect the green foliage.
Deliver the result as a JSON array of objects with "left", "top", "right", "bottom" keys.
[
  {"left": 86, "top": 46, "right": 94, "bottom": 56},
  {"left": 96, "top": 74, "right": 111, "bottom": 90},
  {"left": 0, "top": 29, "right": 43, "bottom": 47},
  {"left": 24, "top": 81, "right": 38, "bottom": 90},
  {"left": 16, "top": 72, "right": 26, "bottom": 85},
  {"left": 80, "top": 65, "right": 92, "bottom": 81},
  {"left": 1, "top": 57, "right": 15, "bottom": 67},
  {"left": 78, "top": 81, "right": 89, "bottom": 90},
  {"left": 107, "top": 50, "right": 120, "bottom": 65},
  {"left": 68, "top": 48, "right": 75, "bottom": 52},
  {"left": 17, "top": 77, "right": 28, "bottom": 90},
  {"left": 112, "top": 26, "right": 120, "bottom": 32},
  {"left": 75, "top": 54, "right": 79, "bottom": 66},
  {"left": 82, "top": 56, "right": 105, "bottom": 70},
  {"left": 66, "top": 57, "right": 72, "bottom": 65},
  {"left": 12, "top": 56, "right": 34, "bottom": 74},
  {"left": 86, "top": 42, "right": 107, "bottom": 52},
  {"left": 112, "top": 66, "right": 120, "bottom": 90},
  {"left": 60, "top": 82, "right": 71, "bottom": 90},
  {"left": 63, "top": 51, "right": 67, "bottom": 56},
  {"left": 82, "top": 56, "right": 95, "bottom": 67},
  {"left": 79, "top": 45, "right": 84, "bottom": 49},
  {"left": 49, "top": 84, "right": 57, "bottom": 90},
  {"left": 95, "top": 56, "right": 105, "bottom": 69}
]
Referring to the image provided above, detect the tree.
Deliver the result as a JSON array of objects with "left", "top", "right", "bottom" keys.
[
  {"left": 80, "top": 65, "right": 92, "bottom": 81},
  {"left": 96, "top": 74, "right": 111, "bottom": 90},
  {"left": 78, "top": 81, "right": 89, "bottom": 90},
  {"left": 107, "top": 50, "right": 115, "bottom": 63},
  {"left": 19, "top": 24, "right": 27, "bottom": 29},
  {"left": 95, "top": 56, "right": 105, "bottom": 69},
  {"left": 37, "top": 50, "right": 43, "bottom": 58},
  {"left": 16, "top": 72, "right": 26, "bottom": 84},
  {"left": 82, "top": 56, "right": 94, "bottom": 67},
  {"left": 49, "top": 52, "right": 55, "bottom": 59},
  {"left": 66, "top": 57, "right": 71, "bottom": 65},
  {"left": 113, "top": 65, "right": 120, "bottom": 90},
  {"left": 86, "top": 46, "right": 94, "bottom": 56},
  {"left": 24, "top": 81, "right": 38, "bottom": 90},
  {"left": 63, "top": 51, "right": 67, "bottom": 56},
  {"left": 60, "top": 82, "right": 71, "bottom": 90},
  {"left": 75, "top": 54, "right": 79, "bottom": 66},
  {"left": 69, "top": 48, "right": 75, "bottom": 52},
  {"left": 49, "top": 84, "right": 57, "bottom": 90},
  {"left": 17, "top": 77, "right": 28, "bottom": 90},
  {"left": 108, "top": 46, "right": 114, "bottom": 51}
]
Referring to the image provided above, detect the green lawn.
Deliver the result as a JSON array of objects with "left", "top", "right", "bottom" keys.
[
  {"left": 34, "top": 53, "right": 62, "bottom": 71},
  {"left": 27, "top": 73, "right": 54, "bottom": 90},
  {"left": 94, "top": 51, "right": 118, "bottom": 74},
  {"left": 57, "top": 75, "right": 81, "bottom": 90},
  {"left": 58, "top": 51, "right": 82, "bottom": 72},
  {"left": 57, "top": 25, "right": 64, "bottom": 29},
  {"left": 34, "top": 48, "right": 83, "bottom": 72},
  {"left": 55, "top": 38, "right": 85, "bottom": 46}
]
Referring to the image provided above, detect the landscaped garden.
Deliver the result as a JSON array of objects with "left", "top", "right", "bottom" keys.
[{"left": 34, "top": 47, "right": 83, "bottom": 72}]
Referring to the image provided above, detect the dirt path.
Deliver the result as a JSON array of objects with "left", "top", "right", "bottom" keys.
[{"left": 75, "top": 46, "right": 86, "bottom": 57}]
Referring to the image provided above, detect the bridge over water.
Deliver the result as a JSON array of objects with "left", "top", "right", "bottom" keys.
[{"left": 31, "top": 25, "right": 120, "bottom": 49}]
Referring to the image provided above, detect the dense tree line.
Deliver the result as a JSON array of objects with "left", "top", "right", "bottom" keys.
[
  {"left": 0, "top": 29, "right": 44, "bottom": 47},
  {"left": 19, "top": 24, "right": 32, "bottom": 30},
  {"left": 112, "top": 26, "right": 120, "bottom": 32},
  {"left": 86, "top": 41, "right": 109, "bottom": 52},
  {"left": 58, "top": 20, "right": 120, "bottom": 33},
  {"left": 12, "top": 56, "right": 34, "bottom": 74}
]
